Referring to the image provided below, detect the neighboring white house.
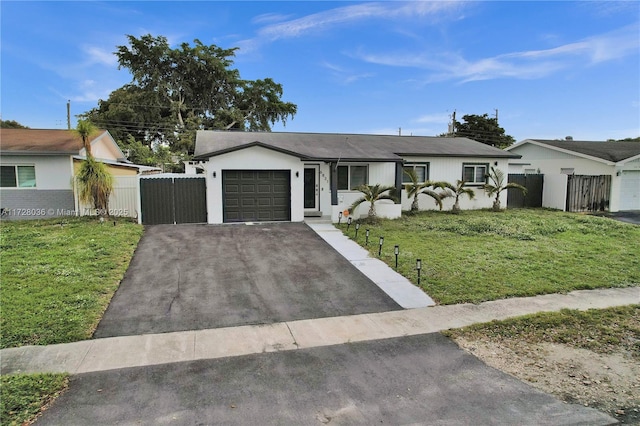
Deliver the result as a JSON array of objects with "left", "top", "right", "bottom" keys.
[
  {"left": 506, "top": 139, "right": 640, "bottom": 212},
  {"left": 192, "top": 131, "right": 521, "bottom": 224},
  {"left": 0, "top": 128, "right": 160, "bottom": 219}
]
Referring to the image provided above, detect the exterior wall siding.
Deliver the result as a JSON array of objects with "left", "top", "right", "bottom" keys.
[
  {"left": 1, "top": 155, "right": 73, "bottom": 190},
  {"left": 400, "top": 157, "right": 509, "bottom": 211},
  {"left": 203, "top": 146, "right": 304, "bottom": 224},
  {"left": 1, "top": 189, "right": 75, "bottom": 220}
]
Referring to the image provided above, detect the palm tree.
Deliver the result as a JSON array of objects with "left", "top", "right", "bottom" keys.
[
  {"left": 73, "top": 120, "right": 114, "bottom": 215},
  {"left": 403, "top": 169, "right": 448, "bottom": 211},
  {"left": 349, "top": 184, "right": 397, "bottom": 219},
  {"left": 442, "top": 180, "right": 476, "bottom": 214},
  {"left": 483, "top": 166, "right": 527, "bottom": 211}
]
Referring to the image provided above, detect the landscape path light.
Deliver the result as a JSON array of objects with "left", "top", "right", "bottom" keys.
[
  {"left": 394, "top": 245, "right": 399, "bottom": 269},
  {"left": 338, "top": 211, "right": 343, "bottom": 225},
  {"left": 347, "top": 216, "right": 352, "bottom": 231},
  {"left": 378, "top": 236, "right": 384, "bottom": 256},
  {"left": 416, "top": 258, "right": 422, "bottom": 286},
  {"left": 365, "top": 229, "right": 370, "bottom": 245},
  {"left": 355, "top": 223, "right": 360, "bottom": 239}
]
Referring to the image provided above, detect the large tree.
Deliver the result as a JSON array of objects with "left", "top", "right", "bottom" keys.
[
  {"left": 454, "top": 114, "right": 515, "bottom": 149},
  {"left": 0, "top": 120, "right": 29, "bottom": 129},
  {"left": 83, "top": 34, "right": 297, "bottom": 154}
]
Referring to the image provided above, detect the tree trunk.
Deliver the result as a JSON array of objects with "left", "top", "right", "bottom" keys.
[
  {"left": 411, "top": 196, "right": 419, "bottom": 212},
  {"left": 493, "top": 195, "right": 501, "bottom": 212},
  {"left": 452, "top": 198, "right": 461, "bottom": 214},
  {"left": 368, "top": 203, "right": 377, "bottom": 218}
]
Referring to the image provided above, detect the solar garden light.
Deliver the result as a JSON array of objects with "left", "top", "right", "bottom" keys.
[
  {"left": 378, "top": 236, "right": 384, "bottom": 256},
  {"left": 347, "top": 216, "right": 352, "bottom": 231},
  {"left": 394, "top": 245, "right": 399, "bottom": 269},
  {"left": 416, "top": 259, "right": 422, "bottom": 286},
  {"left": 355, "top": 223, "right": 360, "bottom": 238},
  {"left": 338, "top": 211, "right": 343, "bottom": 225},
  {"left": 365, "top": 229, "right": 370, "bottom": 245}
]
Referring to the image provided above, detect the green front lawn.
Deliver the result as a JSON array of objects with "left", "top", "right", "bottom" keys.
[
  {"left": 340, "top": 209, "right": 640, "bottom": 304},
  {"left": 0, "top": 217, "right": 143, "bottom": 349},
  {"left": 0, "top": 373, "right": 68, "bottom": 426}
]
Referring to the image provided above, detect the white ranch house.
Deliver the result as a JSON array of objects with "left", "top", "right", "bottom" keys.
[
  {"left": 507, "top": 139, "right": 640, "bottom": 212},
  {"left": 189, "top": 131, "right": 521, "bottom": 224}
]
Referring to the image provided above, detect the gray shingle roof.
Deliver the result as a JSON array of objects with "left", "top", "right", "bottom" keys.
[
  {"left": 529, "top": 139, "right": 640, "bottom": 163},
  {"left": 194, "top": 131, "right": 520, "bottom": 161}
]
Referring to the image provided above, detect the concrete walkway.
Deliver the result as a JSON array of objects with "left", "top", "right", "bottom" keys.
[
  {"left": 306, "top": 221, "right": 435, "bottom": 308},
  {"left": 2, "top": 287, "right": 637, "bottom": 375}
]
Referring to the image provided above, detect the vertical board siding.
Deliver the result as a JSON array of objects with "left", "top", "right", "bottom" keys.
[
  {"left": 566, "top": 175, "right": 611, "bottom": 212},
  {"left": 78, "top": 176, "right": 139, "bottom": 218},
  {"left": 507, "top": 174, "right": 543, "bottom": 208}
]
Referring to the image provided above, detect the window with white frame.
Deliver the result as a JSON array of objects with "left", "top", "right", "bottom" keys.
[
  {"left": 402, "top": 163, "right": 429, "bottom": 184},
  {"left": 0, "top": 165, "right": 36, "bottom": 188},
  {"left": 337, "top": 165, "right": 368, "bottom": 190},
  {"left": 462, "top": 163, "right": 488, "bottom": 185}
]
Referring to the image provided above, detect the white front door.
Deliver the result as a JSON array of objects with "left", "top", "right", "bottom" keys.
[{"left": 304, "top": 165, "right": 320, "bottom": 213}]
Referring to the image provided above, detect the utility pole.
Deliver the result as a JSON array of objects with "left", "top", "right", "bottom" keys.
[
  {"left": 450, "top": 110, "right": 456, "bottom": 136},
  {"left": 398, "top": 127, "right": 401, "bottom": 136},
  {"left": 494, "top": 108, "right": 499, "bottom": 124},
  {"left": 67, "top": 100, "right": 71, "bottom": 130}
]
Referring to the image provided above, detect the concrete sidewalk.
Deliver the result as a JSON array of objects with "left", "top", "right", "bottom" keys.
[{"left": 2, "top": 286, "right": 637, "bottom": 375}]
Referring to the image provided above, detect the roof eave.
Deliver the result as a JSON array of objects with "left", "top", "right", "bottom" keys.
[{"left": 516, "top": 140, "right": 616, "bottom": 166}]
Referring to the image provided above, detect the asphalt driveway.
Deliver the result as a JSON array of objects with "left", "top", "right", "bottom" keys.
[
  {"left": 94, "top": 222, "right": 401, "bottom": 338},
  {"left": 36, "top": 333, "right": 614, "bottom": 425}
]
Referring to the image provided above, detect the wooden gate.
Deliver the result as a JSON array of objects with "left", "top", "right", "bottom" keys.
[
  {"left": 140, "top": 176, "right": 207, "bottom": 225},
  {"left": 507, "top": 174, "right": 543, "bottom": 208},
  {"left": 566, "top": 175, "right": 611, "bottom": 212}
]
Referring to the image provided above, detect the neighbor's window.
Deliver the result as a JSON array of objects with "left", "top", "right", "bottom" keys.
[
  {"left": 462, "top": 163, "right": 488, "bottom": 185},
  {"left": 337, "top": 165, "right": 368, "bottom": 190},
  {"left": 0, "top": 165, "right": 36, "bottom": 188},
  {"left": 402, "top": 164, "right": 429, "bottom": 184}
]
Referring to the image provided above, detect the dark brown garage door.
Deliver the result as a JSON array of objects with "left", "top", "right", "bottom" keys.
[{"left": 223, "top": 170, "right": 291, "bottom": 223}]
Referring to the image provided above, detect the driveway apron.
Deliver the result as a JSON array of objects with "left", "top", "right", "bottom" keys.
[{"left": 94, "top": 222, "right": 401, "bottom": 338}]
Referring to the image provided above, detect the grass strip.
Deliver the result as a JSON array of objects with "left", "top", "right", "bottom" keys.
[
  {"left": 340, "top": 209, "right": 640, "bottom": 304},
  {"left": 0, "top": 373, "right": 68, "bottom": 426},
  {"left": 0, "top": 217, "right": 143, "bottom": 348}
]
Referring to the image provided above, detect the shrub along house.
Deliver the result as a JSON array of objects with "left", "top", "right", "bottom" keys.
[{"left": 190, "top": 131, "right": 521, "bottom": 224}]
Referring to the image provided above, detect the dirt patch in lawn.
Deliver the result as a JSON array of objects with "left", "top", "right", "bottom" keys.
[{"left": 451, "top": 336, "right": 640, "bottom": 424}]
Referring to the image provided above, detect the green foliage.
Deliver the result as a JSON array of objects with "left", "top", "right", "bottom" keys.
[
  {"left": 455, "top": 113, "right": 515, "bottom": 148},
  {"left": 0, "top": 217, "right": 143, "bottom": 348},
  {"left": 0, "top": 119, "right": 29, "bottom": 129},
  {"left": 75, "top": 157, "right": 114, "bottom": 213},
  {"left": 342, "top": 209, "right": 640, "bottom": 304},
  {"left": 83, "top": 34, "right": 297, "bottom": 154},
  {"left": 446, "top": 305, "right": 640, "bottom": 359},
  {"left": 441, "top": 180, "right": 475, "bottom": 213},
  {"left": 1, "top": 373, "right": 68, "bottom": 426},
  {"left": 73, "top": 119, "right": 98, "bottom": 156},
  {"left": 349, "top": 184, "right": 397, "bottom": 219},
  {"left": 483, "top": 167, "right": 526, "bottom": 211},
  {"left": 403, "top": 169, "right": 448, "bottom": 211}
]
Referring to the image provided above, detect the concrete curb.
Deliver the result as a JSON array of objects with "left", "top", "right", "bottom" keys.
[{"left": 2, "top": 286, "right": 637, "bottom": 375}]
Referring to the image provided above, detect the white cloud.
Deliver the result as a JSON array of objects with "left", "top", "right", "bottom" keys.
[
  {"left": 354, "top": 23, "right": 640, "bottom": 83},
  {"left": 240, "top": 1, "right": 463, "bottom": 48},
  {"left": 321, "top": 61, "right": 374, "bottom": 84},
  {"left": 83, "top": 45, "right": 118, "bottom": 66},
  {"left": 414, "top": 113, "right": 450, "bottom": 124}
]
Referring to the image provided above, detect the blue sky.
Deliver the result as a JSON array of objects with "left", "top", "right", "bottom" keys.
[{"left": 1, "top": 1, "right": 639, "bottom": 142}]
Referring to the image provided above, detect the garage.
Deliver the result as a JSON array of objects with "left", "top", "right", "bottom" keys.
[
  {"left": 620, "top": 171, "right": 640, "bottom": 211},
  {"left": 223, "top": 170, "right": 291, "bottom": 222}
]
